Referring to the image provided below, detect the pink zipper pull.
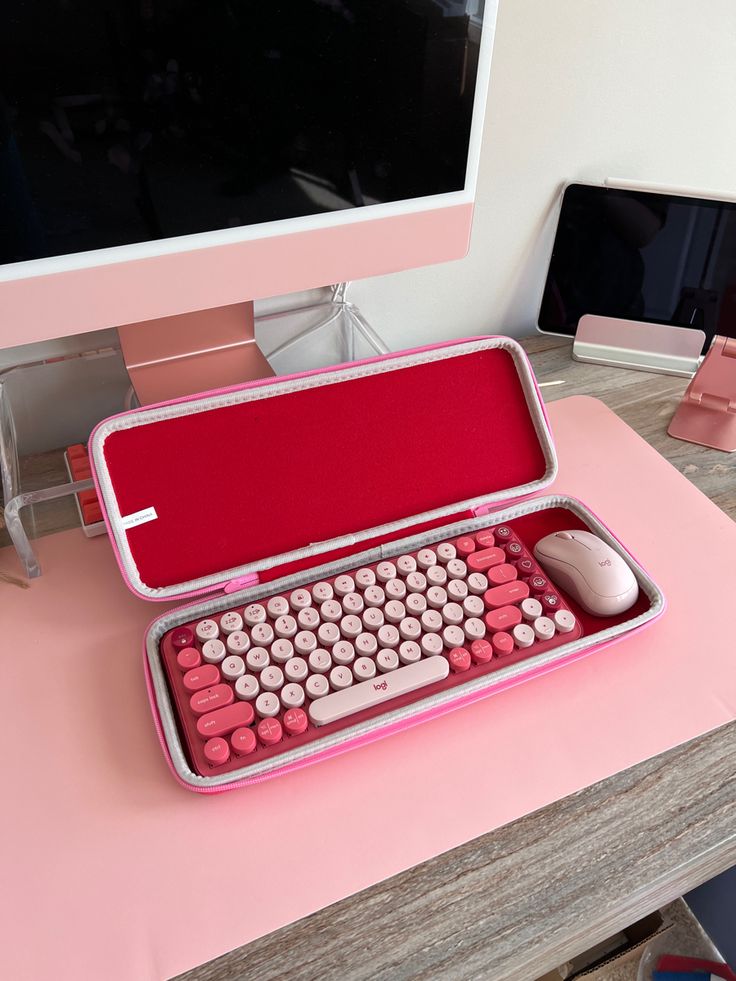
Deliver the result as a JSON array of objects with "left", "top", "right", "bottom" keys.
[{"left": 223, "top": 573, "right": 260, "bottom": 595}]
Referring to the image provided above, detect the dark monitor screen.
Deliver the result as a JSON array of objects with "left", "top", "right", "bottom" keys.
[
  {"left": 0, "top": 1, "right": 483, "bottom": 265},
  {"left": 538, "top": 183, "right": 736, "bottom": 350}
]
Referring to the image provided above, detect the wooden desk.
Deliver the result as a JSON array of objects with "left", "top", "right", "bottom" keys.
[{"left": 3, "top": 336, "right": 735, "bottom": 980}]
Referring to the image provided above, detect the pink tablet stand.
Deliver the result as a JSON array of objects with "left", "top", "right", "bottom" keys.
[{"left": 668, "top": 335, "right": 736, "bottom": 452}]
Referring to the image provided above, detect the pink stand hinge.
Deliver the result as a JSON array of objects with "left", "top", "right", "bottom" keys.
[{"left": 668, "top": 335, "right": 736, "bottom": 452}]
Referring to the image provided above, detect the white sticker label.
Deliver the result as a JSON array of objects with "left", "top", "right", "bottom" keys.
[{"left": 120, "top": 506, "right": 158, "bottom": 530}]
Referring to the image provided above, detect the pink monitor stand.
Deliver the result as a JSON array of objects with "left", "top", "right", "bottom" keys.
[{"left": 668, "top": 335, "right": 736, "bottom": 452}]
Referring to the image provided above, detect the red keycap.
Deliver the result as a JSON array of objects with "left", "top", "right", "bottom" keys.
[
  {"left": 177, "top": 647, "right": 201, "bottom": 672},
  {"left": 495, "top": 525, "right": 513, "bottom": 540},
  {"left": 183, "top": 663, "right": 220, "bottom": 692},
  {"left": 204, "top": 737, "right": 230, "bottom": 766},
  {"left": 257, "top": 717, "right": 283, "bottom": 746},
  {"left": 67, "top": 443, "right": 87, "bottom": 459},
  {"left": 69, "top": 457, "right": 91, "bottom": 479},
  {"left": 516, "top": 558, "right": 536, "bottom": 575},
  {"left": 467, "top": 547, "right": 505, "bottom": 572},
  {"left": 283, "top": 708, "right": 308, "bottom": 736},
  {"left": 82, "top": 501, "right": 103, "bottom": 524},
  {"left": 171, "top": 627, "right": 195, "bottom": 650},
  {"left": 456, "top": 536, "right": 476, "bottom": 557},
  {"left": 231, "top": 727, "right": 257, "bottom": 756},
  {"left": 483, "top": 580, "right": 529, "bottom": 609},
  {"left": 448, "top": 647, "right": 471, "bottom": 673},
  {"left": 189, "top": 683, "right": 234, "bottom": 716},
  {"left": 475, "top": 529, "right": 495, "bottom": 548},
  {"left": 485, "top": 605, "right": 522, "bottom": 631},
  {"left": 197, "top": 701, "right": 254, "bottom": 739},
  {"left": 78, "top": 489, "right": 97, "bottom": 507},
  {"left": 529, "top": 574, "right": 549, "bottom": 593},
  {"left": 491, "top": 632, "right": 514, "bottom": 657},
  {"left": 487, "top": 563, "right": 518, "bottom": 586},
  {"left": 506, "top": 542, "right": 524, "bottom": 557},
  {"left": 541, "top": 592, "right": 561, "bottom": 611},
  {"left": 470, "top": 639, "right": 494, "bottom": 664}
]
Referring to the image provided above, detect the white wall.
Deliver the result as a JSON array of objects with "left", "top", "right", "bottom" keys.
[{"left": 350, "top": 0, "right": 736, "bottom": 348}]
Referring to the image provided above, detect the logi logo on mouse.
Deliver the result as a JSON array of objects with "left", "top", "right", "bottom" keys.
[{"left": 598, "top": 559, "right": 611, "bottom": 567}]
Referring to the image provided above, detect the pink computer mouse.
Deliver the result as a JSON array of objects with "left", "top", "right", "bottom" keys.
[{"left": 533, "top": 530, "right": 639, "bottom": 617}]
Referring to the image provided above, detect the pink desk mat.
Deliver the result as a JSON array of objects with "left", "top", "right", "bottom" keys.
[{"left": 2, "top": 395, "right": 734, "bottom": 981}]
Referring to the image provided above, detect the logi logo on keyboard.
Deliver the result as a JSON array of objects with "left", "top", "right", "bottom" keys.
[{"left": 372, "top": 680, "right": 389, "bottom": 691}]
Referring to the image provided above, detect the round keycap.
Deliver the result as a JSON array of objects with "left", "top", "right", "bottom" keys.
[
  {"left": 222, "top": 655, "right": 246, "bottom": 681},
  {"left": 475, "top": 529, "right": 496, "bottom": 548},
  {"left": 312, "top": 581, "right": 334, "bottom": 603},
  {"left": 376, "top": 561, "right": 397, "bottom": 583},
  {"left": 396, "top": 554, "right": 417, "bottom": 576},
  {"left": 533, "top": 616, "right": 556, "bottom": 641},
  {"left": 448, "top": 647, "right": 471, "bottom": 672},
  {"left": 512, "top": 624, "right": 535, "bottom": 648},
  {"left": 355, "top": 632, "right": 378, "bottom": 656},
  {"left": 377, "top": 624, "right": 400, "bottom": 648},
  {"left": 427, "top": 586, "right": 448, "bottom": 609},
  {"left": 342, "top": 592, "right": 364, "bottom": 614},
  {"left": 464, "top": 617, "right": 486, "bottom": 641},
  {"left": 491, "top": 631, "right": 514, "bottom": 657},
  {"left": 506, "top": 542, "right": 524, "bottom": 557},
  {"left": 226, "top": 631, "right": 251, "bottom": 655},
  {"left": 220, "top": 611, "right": 243, "bottom": 634},
  {"left": 333, "top": 575, "right": 355, "bottom": 597},
  {"left": 246, "top": 647, "right": 269, "bottom": 672},
  {"left": 470, "top": 639, "right": 494, "bottom": 664},
  {"left": 467, "top": 572, "right": 489, "bottom": 595},
  {"left": 290, "top": 589, "right": 312, "bottom": 611},
  {"left": 362, "top": 607, "right": 384, "bottom": 631},
  {"left": 244, "top": 603, "right": 268, "bottom": 626},
  {"left": 406, "top": 571, "right": 427, "bottom": 593},
  {"left": 364, "top": 585, "right": 385, "bottom": 608},
  {"left": 271, "top": 638, "right": 294, "bottom": 664},
  {"left": 529, "top": 575, "right": 549, "bottom": 594},
  {"left": 284, "top": 657, "right": 309, "bottom": 683},
  {"left": 455, "top": 537, "right": 476, "bottom": 557},
  {"left": 295, "top": 631, "right": 318, "bottom": 656},
  {"left": 441, "top": 602, "right": 464, "bottom": 625},
  {"left": 340, "top": 614, "right": 363, "bottom": 639},
  {"left": 283, "top": 707, "right": 308, "bottom": 736},
  {"left": 298, "top": 607, "right": 320, "bottom": 630},
  {"left": 421, "top": 633, "right": 443, "bottom": 656},
  {"left": 355, "top": 567, "right": 376, "bottom": 589},
  {"left": 308, "top": 649, "right": 332, "bottom": 674},
  {"left": 421, "top": 610, "right": 443, "bottom": 633},
  {"left": 204, "top": 737, "right": 230, "bottom": 766},
  {"left": 426, "top": 565, "right": 448, "bottom": 587},
  {"left": 255, "top": 692, "right": 281, "bottom": 718},
  {"left": 554, "top": 610, "right": 576, "bottom": 633},
  {"left": 516, "top": 558, "right": 536, "bottom": 575},
  {"left": 353, "top": 656, "right": 377, "bottom": 680},
  {"left": 541, "top": 592, "right": 561, "bottom": 612},
  {"left": 274, "top": 614, "right": 298, "bottom": 639},
  {"left": 281, "top": 683, "right": 305, "bottom": 708},
  {"left": 306, "top": 674, "right": 330, "bottom": 699},
  {"left": 260, "top": 665, "right": 284, "bottom": 692},
  {"left": 231, "top": 727, "right": 257, "bottom": 756},
  {"left": 332, "top": 640, "right": 355, "bottom": 665},
  {"left": 463, "top": 595, "right": 484, "bottom": 617},
  {"left": 384, "top": 600, "right": 406, "bottom": 623},
  {"left": 494, "top": 525, "right": 512, "bottom": 541},
  {"left": 202, "top": 639, "right": 226, "bottom": 664},
  {"left": 266, "top": 596, "right": 289, "bottom": 619},
  {"left": 195, "top": 620, "right": 219, "bottom": 642},
  {"left": 251, "top": 622, "right": 275, "bottom": 646},
  {"left": 399, "top": 640, "right": 422, "bottom": 664},
  {"left": 235, "top": 674, "right": 260, "bottom": 700},
  {"left": 320, "top": 599, "right": 343, "bottom": 623},
  {"left": 521, "top": 598, "right": 543, "bottom": 621},
  {"left": 177, "top": 647, "right": 200, "bottom": 671},
  {"left": 446, "top": 559, "right": 467, "bottom": 579},
  {"left": 385, "top": 578, "right": 407, "bottom": 601},
  {"left": 318, "top": 622, "right": 340, "bottom": 647},
  {"left": 399, "top": 617, "right": 421, "bottom": 641},
  {"left": 172, "top": 627, "right": 195, "bottom": 650},
  {"left": 377, "top": 649, "right": 399, "bottom": 673},
  {"left": 257, "top": 716, "right": 283, "bottom": 745},
  {"left": 417, "top": 548, "right": 437, "bottom": 570},
  {"left": 330, "top": 665, "right": 354, "bottom": 689},
  {"left": 447, "top": 579, "right": 468, "bottom": 602},
  {"left": 405, "top": 592, "right": 427, "bottom": 614},
  {"left": 436, "top": 542, "right": 456, "bottom": 563},
  {"left": 443, "top": 625, "right": 466, "bottom": 649}
]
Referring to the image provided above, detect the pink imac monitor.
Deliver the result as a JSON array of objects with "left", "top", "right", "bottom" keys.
[{"left": 0, "top": 2, "right": 496, "bottom": 397}]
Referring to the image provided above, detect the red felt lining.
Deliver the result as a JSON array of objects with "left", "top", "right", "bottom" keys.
[{"left": 102, "top": 347, "right": 548, "bottom": 591}]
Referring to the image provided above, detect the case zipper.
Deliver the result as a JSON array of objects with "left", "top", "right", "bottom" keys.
[{"left": 223, "top": 573, "right": 260, "bottom": 594}]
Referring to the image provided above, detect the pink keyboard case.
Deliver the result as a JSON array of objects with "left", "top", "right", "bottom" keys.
[{"left": 88, "top": 336, "right": 665, "bottom": 792}]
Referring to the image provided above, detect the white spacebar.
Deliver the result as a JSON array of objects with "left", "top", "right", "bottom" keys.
[{"left": 308, "top": 655, "right": 450, "bottom": 726}]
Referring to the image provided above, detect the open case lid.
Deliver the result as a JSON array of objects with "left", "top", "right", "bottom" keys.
[{"left": 89, "top": 336, "right": 557, "bottom": 601}]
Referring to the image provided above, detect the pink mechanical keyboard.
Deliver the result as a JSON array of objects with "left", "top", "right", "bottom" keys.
[{"left": 160, "top": 522, "right": 583, "bottom": 776}]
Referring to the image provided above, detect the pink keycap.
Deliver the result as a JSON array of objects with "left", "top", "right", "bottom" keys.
[
  {"left": 399, "top": 641, "right": 421, "bottom": 664},
  {"left": 442, "top": 625, "right": 466, "bottom": 649},
  {"left": 332, "top": 641, "right": 355, "bottom": 665},
  {"left": 467, "top": 548, "right": 505, "bottom": 572},
  {"left": 364, "top": 585, "right": 385, "bottom": 608},
  {"left": 195, "top": 620, "right": 219, "bottom": 642},
  {"left": 355, "top": 568, "right": 376, "bottom": 589},
  {"left": 385, "top": 579, "right": 407, "bottom": 601},
  {"left": 441, "top": 602, "right": 464, "bottom": 625},
  {"left": 406, "top": 571, "right": 427, "bottom": 593},
  {"left": 196, "top": 700, "right": 254, "bottom": 738},
  {"left": 330, "top": 665, "right": 354, "bottom": 688},
  {"left": 246, "top": 647, "right": 270, "bottom": 672},
  {"left": 270, "top": 638, "right": 294, "bottom": 664},
  {"left": 448, "top": 647, "right": 471, "bottom": 672},
  {"left": 202, "top": 639, "right": 226, "bottom": 664},
  {"left": 529, "top": 574, "right": 549, "bottom": 594},
  {"left": 255, "top": 692, "right": 281, "bottom": 718},
  {"left": 257, "top": 717, "right": 283, "bottom": 746},
  {"left": 421, "top": 610, "right": 443, "bottom": 633},
  {"left": 470, "top": 639, "right": 494, "bottom": 664},
  {"left": 512, "top": 624, "right": 535, "bottom": 649},
  {"left": 295, "top": 631, "right": 318, "bottom": 656},
  {"left": 220, "top": 611, "right": 243, "bottom": 634},
  {"left": 289, "top": 588, "right": 312, "bottom": 611},
  {"left": 320, "top": 599, "right": 343, "bottom": 623},
  {"left": 491, "top": 632, "right": 514, "bottom": 657},
  {"left": 362, "top": 607, "right": 384, "bottom": 631},
  {"left": 222, "top": 655, "right": 246, "bottom": 681},
  {"left": 533, "top": 616, "right": 556, "bottom": 641},
  {"left": 308, "top": 649, "right": 332, "bottom": 674},
  {"left": 426, "top": 586, "right": 448, "bottom": 609},
  {"left": 420, "top": 633, "right": 443, "bottom": 656},
  {"left": 274, "top": 615, "right": 298, "bottom": 639},
  {"left": 306, "top": 674, "right": 330, "bottom": 699},
  {"left": 485, "top": 606, "right": 522, "bottom": 632},
  {"left": 244, "top": 603, "right": 268, "bottom": 626},
  {"left": 377, "top": 650, "right": 399, "bottom": 673},
  {"left": 483, "top": 580, "right": 529, "bottom": 609},
  {"left": 554, "top": 610, "right": 576, "bottom": 633},
  {"left": 463, "top": 595, "right": 484, "bottom": 617},
  {"left": 396, "top": 554, "right": 417, "bottom": 576},
  {"left": 283, "top": 708, "right": 308, "bottom": 736},
  {"left": 172, "top": 627, "right": 195, "bottom": 650},
  {"left": 446, "top": 558, "right": 467, "bottom": 579},
  {"left": 260, "top": 665, "right": 284, "bottom": 692},
  {"left": 475, "top": 529, "right": 495, "bottom": 548},
  {"left": 183, "top": 663, "right": 220, "bottom": 692},
  {"left": 342, "top": 592, "right": 364, "bottom": 614},
  {"left": 464, "top": 617, "right": 486, "bottom": 641},
  {"left": 298, "top": 608, "right": 320, "bottom": 630},
  {"left": 231, "top": 727, "right": 257, "bottom": 756},
  {"left": 311, "top": 581, "right": 333, "bottom": 603},
  {"left": 436, "top": 542, "right": 456, "bottom": 563},
  {"left": 177, "top": 647, "right": 201, "bottom": 671},
  {"left": 376, "top": 561, "right": 397, "bottom": 583},
  {"left": 417, "top": 549, "right": 437, "bottom": 570},
  {"left": 226, "top": 631, "right": 250, "bottom": 655},
  {"left": 487, "top": 563, "right": 518, "bottom": 586},
  {"left": 353, "top": 656, "right": 377, "bottom": 680},
  {"left": 426, "top": 565, "right": 447, "bottom": 587},
  {"left": 266, "top": 597, "right": 289, "bottom": 619},
  {"left": 377, "top": 624, "right": 400, "bottom": 649},
  {"left": 281, "top": 683, "right": 305, "bottom": 708},
  {"left": 318, "top": 622, "right": 340, "bottom": 647},
  {"left": 284, "top": 657, "right": 309, "bottom": 683},
  {"left": 467, "top": 572, "right": 488, "bottom": 595},
  {"left": 455, "top": 537, "right": 476, "bottom": 557},
  {"left": 340, "top": 614, "right": 363, "bottom": 639},
  {"left": 384, "top": 600, "right": 406, "bottom": 623},
  {"left": 355, "top": 632, "right": 378, "bottom": 656},
  {"left": 234, "top": 675, "right": 259, "bottom": 701},
  {"left": 333, "top": 575, "right": 355, "bottom": 597},
  {"left": 251, "top": 622, "right": 275, "bottom": 646},
  {"left": 204, "top": 737, "right": 230, "bottom": 767},
  {"left": 446, "top": 579, "right": 468, "bottom": 602},
  {"left": 399, "top": 617, "right": 421, "bottom": 641},
  {"left": 405, "top": 592, "right": 427, "bottom": 614},
  {"left": 521, "top": 598, "right": 543, "bottom": 621},
  {"left": 190, "top": 684, "right": 234, "bottom": 716}
]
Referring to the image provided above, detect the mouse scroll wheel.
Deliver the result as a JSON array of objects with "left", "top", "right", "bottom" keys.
[{"left": 555, "top": 532, "right": 574, "bottom": 540}]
